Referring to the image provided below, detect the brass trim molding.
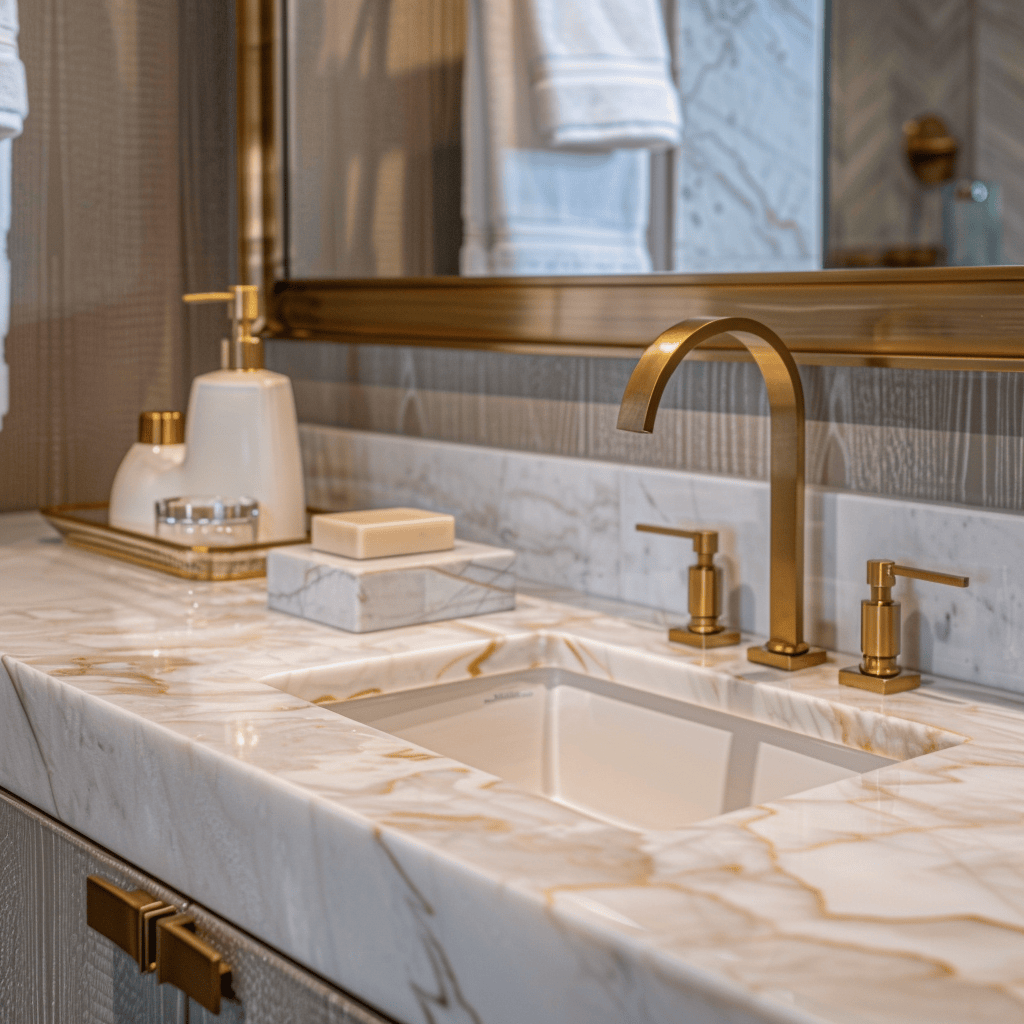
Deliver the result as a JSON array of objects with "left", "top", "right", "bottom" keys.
[{"left": 239, "top": 0, "right": 1024, "bottom": 369}]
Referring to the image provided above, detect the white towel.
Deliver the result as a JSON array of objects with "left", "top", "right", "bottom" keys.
[
  {"left": 0, "top": 0, "right": 25, "bottom": 431},
  {"left": 0, "top": 0, "right": 25, "bottom": 140},
  {"left": 522, "top": 0, "right": 681, "bottom": 150},
  {"left": 462, "top": 0, "right": 653, "bottom": 276}
]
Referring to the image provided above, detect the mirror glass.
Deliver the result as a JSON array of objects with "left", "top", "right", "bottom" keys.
[{"left": 286, "top": 0, "right": 1021, "bottom": 278}]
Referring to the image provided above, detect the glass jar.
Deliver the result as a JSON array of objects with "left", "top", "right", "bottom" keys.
[{"left": 155, "top": 496, "right": 259, "bottom": 546}]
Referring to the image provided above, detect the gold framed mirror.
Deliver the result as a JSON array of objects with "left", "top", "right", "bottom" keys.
[{"left": 237, "top": 0, "right": 1024, "bottom": 371}]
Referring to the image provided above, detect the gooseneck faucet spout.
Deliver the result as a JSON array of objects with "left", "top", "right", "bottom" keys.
[{"left": 618, "top": 316, "right": 826, "bottom": 671}]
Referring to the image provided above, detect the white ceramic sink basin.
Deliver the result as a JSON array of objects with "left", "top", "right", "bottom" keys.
[{"left": 325, "top": 668, "right": 894, "bottom": 831}]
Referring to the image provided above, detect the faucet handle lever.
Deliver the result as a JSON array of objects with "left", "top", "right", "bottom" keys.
[
  {"left": 866, "top": 559, "right": 968, "bottom": 599},
  {"left": 891, "top": 563, "right": 969, "bottom": 588},
  {"left": 635, "top": 523, "right": 738, "bottom": 649},
  {"left": 841, "top": 558, "right": 970, "bottom": 694},
  {"left": 636, "top": 523, "right": 717, "bottom": 557}
]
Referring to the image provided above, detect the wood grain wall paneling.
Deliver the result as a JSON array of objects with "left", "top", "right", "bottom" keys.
[
  {"left": 0, "top": 0, "right": 234, "bottom": 513},
  {"left": 269, "top": 340, "right": 1024, "bottom": 512}
]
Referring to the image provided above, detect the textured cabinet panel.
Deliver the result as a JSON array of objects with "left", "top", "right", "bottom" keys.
[
  {"left": 0, "top": 790, "right": 186, "bottom": 1024},
  {"left": 0, "top": 788, "right": 396, "bottom": 1024}
]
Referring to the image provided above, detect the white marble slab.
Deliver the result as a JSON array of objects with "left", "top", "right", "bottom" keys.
[
  {"left": 3, "top": 513, "right": 1024, "bottom": 1024},
  {"left": 301, "top": 425, "right": 1024, "bottom": 695},
  {"left": 267, "top": 540, "right": 516, "bottom": 632},
  {"left": 673, "top": 0, "right": 825, "bottom": 273}
]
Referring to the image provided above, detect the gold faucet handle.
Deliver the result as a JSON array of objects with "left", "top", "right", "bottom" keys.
[
  {"left": 636, "top": 523, "right": 717, "bottom": 556},
  {"left": 867, "top": 559, "right": 969, "bottom": 591},
  {"left": 841, "top": 559, "right": 970, "bottom": 695},
  {"left": 892, "top": 563, "right": 969, "bottom": 588},
  {"left": 635, "top": 523, "right": 738, "bottom": 649}
]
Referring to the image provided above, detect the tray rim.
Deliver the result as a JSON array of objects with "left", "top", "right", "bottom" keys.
[
  {"left": 40, "top": 502, "right": 311, "bottom": 553},
  {"left": 39, "top": 502, "right": 319, "bottom": 582}
]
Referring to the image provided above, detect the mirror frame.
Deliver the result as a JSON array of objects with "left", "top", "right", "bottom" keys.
[{"left": 237, "top": 0, "right": 1024, "bottom": 371}]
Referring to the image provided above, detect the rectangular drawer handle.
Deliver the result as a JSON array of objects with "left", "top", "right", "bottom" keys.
[
  {"left": 156, "top": 912, "right": 234, "bottom": 1015},
  {"left": 86, "top": 875, "right": 176, "bottom": 973}
]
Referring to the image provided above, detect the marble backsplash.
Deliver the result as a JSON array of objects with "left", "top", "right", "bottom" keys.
[{"left": 301, "top": 423, "right": 1024, "bottom": 695}]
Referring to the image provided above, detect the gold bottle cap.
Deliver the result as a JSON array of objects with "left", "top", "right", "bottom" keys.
[{"left": 138, "top": 411, "right": 184, "bottom": 446}]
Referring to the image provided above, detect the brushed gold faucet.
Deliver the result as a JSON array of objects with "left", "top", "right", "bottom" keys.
[{"left": 618, "top": 316, "right": 826, "bottom": 671}]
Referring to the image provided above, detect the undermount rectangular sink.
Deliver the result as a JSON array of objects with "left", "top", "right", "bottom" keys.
[{"left": 324, "top": 668, "right": 895, "bottom": 832}]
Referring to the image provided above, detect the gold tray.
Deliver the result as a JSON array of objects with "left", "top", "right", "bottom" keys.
[{"left": 40, "top": 503, "right": 314, "bottom": 582}]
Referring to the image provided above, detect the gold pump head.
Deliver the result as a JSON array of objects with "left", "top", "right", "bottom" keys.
[{"left": 182, "top": 286, "right": 264, "bottom": 371}]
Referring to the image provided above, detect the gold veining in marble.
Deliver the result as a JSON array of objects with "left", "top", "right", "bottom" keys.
[{"left": 3, "top": 513, "right": 1024, "bottom": 1024}]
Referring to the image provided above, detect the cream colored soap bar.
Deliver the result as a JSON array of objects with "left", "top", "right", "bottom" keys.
[{"left": 311, "top": 508, "right": 455, "bottom": 560}]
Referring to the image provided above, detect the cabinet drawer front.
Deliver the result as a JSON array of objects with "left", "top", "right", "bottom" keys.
[{"left": 0, "top": 788, "right": 397, "bottom": 1024}]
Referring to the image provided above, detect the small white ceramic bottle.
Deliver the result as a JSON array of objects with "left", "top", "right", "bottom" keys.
[{"left": 109, "top": 411, "right": 186, "bottom": 535}]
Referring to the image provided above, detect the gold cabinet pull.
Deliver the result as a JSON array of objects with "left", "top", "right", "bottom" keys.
[
  {"left": 636, "top": 523, "right": 740, "bottom": 649},
  {"left": 156, "top": 912, "right": 234, "bottom": 1015},
  {"left": 86, "top": 875, "right": 176, "bottom": 972},
  {"left": 839, "top": 558, "right": 970, "bottom": 693}
]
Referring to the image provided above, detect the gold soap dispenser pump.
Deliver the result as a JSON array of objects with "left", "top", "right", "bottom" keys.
[
  {"left": 839, "top": 559, "right": 969, "bottom": 694},
  {"left": 183, "top": 285, "right": 263, "bottom": 371}
]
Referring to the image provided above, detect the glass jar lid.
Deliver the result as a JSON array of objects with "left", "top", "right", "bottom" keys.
[{"left": 155, "top": 496, "right": 259, "bottom": 524}]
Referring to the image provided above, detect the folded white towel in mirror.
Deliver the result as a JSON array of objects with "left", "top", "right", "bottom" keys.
[{"left": 522, "top": 0, "right": 680, "bottom": 150}]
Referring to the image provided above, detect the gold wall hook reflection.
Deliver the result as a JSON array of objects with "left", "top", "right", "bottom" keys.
[
  {"left": 839, "top": 559, "right": 969, "bottom": 694},
  {"left": 619, "top": 316, "right": 826, "bottom": 671},
  {"left": 904, "top": 114, "right": 958, "bottom": 185},
  {"left": 637, "top": 523, "right": 740, "bottom": 648}
]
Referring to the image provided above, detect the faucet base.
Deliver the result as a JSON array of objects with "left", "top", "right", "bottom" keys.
[
  {"left": 838, "top": 666, "right": 921, "bottom": 694},
  {"left": 669, "top": 626, "right": 741, "bottom": 649},
  {"left": 747, "top": 644, "right": 828, "bottom": 671}
]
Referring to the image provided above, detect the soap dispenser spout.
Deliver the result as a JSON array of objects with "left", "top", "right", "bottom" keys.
[{"left": 184, "top": 285, "right": 264, "bottom": 370}]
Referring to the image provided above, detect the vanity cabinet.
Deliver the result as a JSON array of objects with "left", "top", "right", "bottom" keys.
[{"left": 0, "top": 788, "right": 394, "bottom": 1024}]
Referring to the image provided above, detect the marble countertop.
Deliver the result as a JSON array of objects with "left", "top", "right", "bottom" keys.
[{"left": 2, "top": 511, "right": 1023, "bottom": 1024}]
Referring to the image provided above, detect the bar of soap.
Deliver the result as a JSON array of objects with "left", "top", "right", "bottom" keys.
[{"left": 311, "top": 508, "right": 455, "bottom": 560}]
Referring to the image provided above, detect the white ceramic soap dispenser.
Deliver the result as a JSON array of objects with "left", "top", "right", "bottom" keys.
[
  {"left": 109, "top": 412, "right": 186, "bottom": 535},
  {"left": 107, "top": 285, "right": 306, "bottom": 543}
]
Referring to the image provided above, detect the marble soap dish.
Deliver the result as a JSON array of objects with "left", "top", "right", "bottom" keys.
[{"left": 267, "top": 510, "right": 516, "bottom": 632}]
